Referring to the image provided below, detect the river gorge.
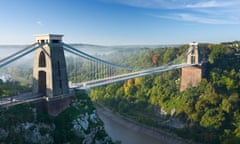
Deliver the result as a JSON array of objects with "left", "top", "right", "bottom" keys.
[{"left": 95, "top": 104, "right": 190, "bottom": 144}]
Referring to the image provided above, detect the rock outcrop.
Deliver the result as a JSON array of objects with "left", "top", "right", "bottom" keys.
[{"left": 0, "top": 92, "right": 114, "bottom": 144}]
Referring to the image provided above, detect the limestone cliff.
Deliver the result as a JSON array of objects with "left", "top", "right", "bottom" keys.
[{"left": 0, "top": 92, "right": 114, "bottom": 144}]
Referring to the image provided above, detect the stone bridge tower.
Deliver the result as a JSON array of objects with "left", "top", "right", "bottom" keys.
[
  {"left": 187, "top": 42, "right": 199, "bottom": 64},
  {"left": 32, "top": 34, "right": 69, "bottom": 98},
  {"left": 180, "top": 42, "right": 203, "bottom": 91}
]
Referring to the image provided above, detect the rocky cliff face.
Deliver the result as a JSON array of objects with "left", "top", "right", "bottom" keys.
[{"left": 0, "top": 92, "right": 114, "bottom": 144}]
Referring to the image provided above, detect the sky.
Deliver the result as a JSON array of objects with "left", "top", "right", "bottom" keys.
[{"left": 0, "top": 0, "right": 240, "bottom": 45}]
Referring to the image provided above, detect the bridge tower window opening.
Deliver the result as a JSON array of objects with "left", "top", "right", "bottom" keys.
[
  {"left": 191, "top": 56, "right": 195, "bottom": 64},
  {"left": 40, "top": 40, "right": 45, "bottom": 44},
  {"left": 39, "top": 51, "right": 46, "bottom": 67},
  {"left": 51, "top": 40, "right": 60, "bottom": 43},
  {"left": 191, "top": 50, "right": 195, "bottom": 64}
]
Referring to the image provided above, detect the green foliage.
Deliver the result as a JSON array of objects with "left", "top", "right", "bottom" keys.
[
  {"left": 53, "top": 106, "right": 79, "bottom": 143},
  {"left": 0, "top": 80, "right": 31, "bottom": 97},
  {"left": 200, "top": 109, "right": 225, "bottom": 129},
  {"left": 37, "top": 111, "right": 54, "bottom": 124},
  {"left": 1, "top": 42, "right": 239, "bottom": 143},
  {"left": 209, "top": 44, "right": 226, "bottom": 64},
  {"left": 0, "top": 104, "right": 34, "bottom": 128},
  {"left": 89, "top": 43, "right": 240, "bottom": 144},
  {"left": 39, "top": 127, "right": 50, "bottom": 135},
  {"left": 0, "top": 92, "right": 114, "bottom": 144}
]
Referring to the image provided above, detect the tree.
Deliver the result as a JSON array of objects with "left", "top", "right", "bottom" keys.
[
  {"left": 162, "top": 48, "right": 177, "bottom": 64},
  {"left": 233, "top": 112, "right": 240, "bottom": 137},
  {"left": 200, "top": 109, "right": 225, "bottom": 129},
  {"left": 221, "top": 98, "right": 232, "bottom": 113},
  {"left": 208, "top": 44, "right": 226, "bottom": 64}
]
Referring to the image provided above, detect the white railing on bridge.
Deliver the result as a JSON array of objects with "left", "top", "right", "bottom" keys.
[{"left": 71, "top": 63, "right": 196, "bottom": 89}]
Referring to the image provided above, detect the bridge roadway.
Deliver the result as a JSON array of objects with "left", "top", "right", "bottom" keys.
[
  {"left": 0, "top": 92, "right": 44, "bottom": 108},
  {"left": 0, "top": 63, "right": 195, "bottom": 107},
  {"left": 0, "top": 89, "right": 78, "bottom": 108},
  {"left": 71, "top": 63, "right": 196, "bottom": 89}
]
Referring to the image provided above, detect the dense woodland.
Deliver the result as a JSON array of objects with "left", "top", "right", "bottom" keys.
[
  {"left": 90, "top": 42, "right": 240, "bottom": 144},
  {"left": 0, "top": 42, "right": 240, "bottom": 143}
]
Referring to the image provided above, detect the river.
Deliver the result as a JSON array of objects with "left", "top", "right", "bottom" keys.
[{"left": 95, "top": 104, "right": 190, "bottom": 144}]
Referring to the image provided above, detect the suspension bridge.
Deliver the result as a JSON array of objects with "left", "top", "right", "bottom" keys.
[{"left": 0, "top": 34, "right": 202, "bottom": 109}]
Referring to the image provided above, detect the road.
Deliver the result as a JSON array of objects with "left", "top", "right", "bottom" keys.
[
  {"left": 72, "top": 63, "right": 195, "bottom": 89},
  {"left": 0, "top": 92, "right": 43, "bottom": 107},
  {"left": 0, "top": 89, "right": 76, "bottom": 108}
]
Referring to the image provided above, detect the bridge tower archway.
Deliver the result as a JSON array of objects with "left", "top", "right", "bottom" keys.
[
  {"left": 32, "top": 34, "right": 69, "bottom": 98},
  {"left": 39, "top": 51, "right": 46, "bottom": 67},
  {"left": 38, "top": 71, "right": 46, "bottom": 95}
]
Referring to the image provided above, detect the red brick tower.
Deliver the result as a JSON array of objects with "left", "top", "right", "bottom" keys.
[{"left": 180, "top": 42, "right": 202, "bottom": 91}]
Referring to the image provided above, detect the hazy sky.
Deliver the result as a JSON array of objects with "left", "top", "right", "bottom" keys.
[{"left": 0, "top": 0, "right": 240, "bottom": 45}]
